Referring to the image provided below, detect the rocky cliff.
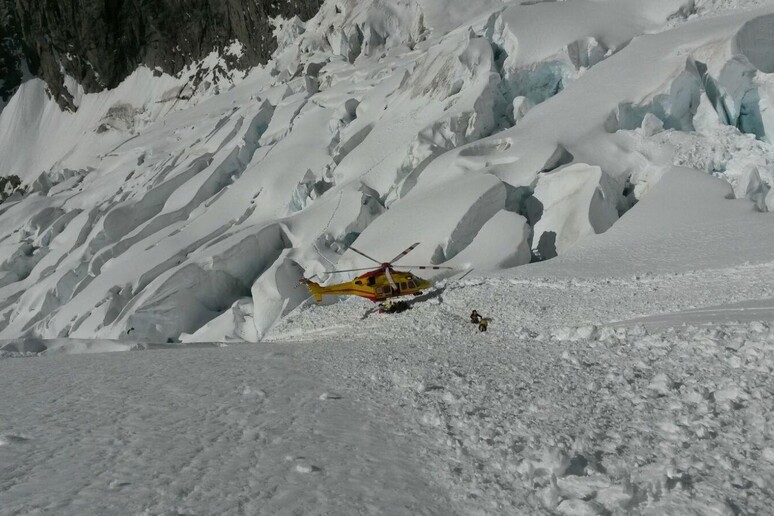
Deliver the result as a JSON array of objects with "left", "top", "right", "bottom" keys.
[
  {"left": 0, "top": 0, "right": 323, "bottom": 109},
  {"left": 0, "top": 2, "right": 24, "bottom": 105}
]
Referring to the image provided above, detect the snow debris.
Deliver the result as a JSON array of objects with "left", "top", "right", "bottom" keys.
[
  {"left": 261, "top": 277, "right": 774, "bottom": 514},
  {"left": 647, "top": 373, "right": 677, "bottom": 397}
]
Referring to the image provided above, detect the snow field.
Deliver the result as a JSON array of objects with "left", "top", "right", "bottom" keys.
[
  {"left": 4, "top": 251, "right": 774, "bottom": 514},
  {"left": 263, "top": 259, "right": 774, "bottom": 513},
  {"left": 0, "top": 346, "right": 455, "bottom": 515}
]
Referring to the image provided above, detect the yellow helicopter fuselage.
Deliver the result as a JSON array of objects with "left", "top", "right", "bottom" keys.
[{"left": 305, "top": 269, "right": 431, "bottom": 302}]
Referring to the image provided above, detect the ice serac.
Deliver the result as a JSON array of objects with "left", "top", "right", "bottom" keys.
[
  {"left": 733, "top": 14, "right": 774, "bottom": 74},
  {"left": 123, "top": 224, "right": 290, "bottom": 342},
  {"left": 531, "top": 164, "right": 620, "bottom": 259},
  {"left": 180, "top": 298, "right": 258, "bottom": 343},
  {"left": 732, "top": 14, "right": 774, "bottom": 142},
  {"left": 344, "top": 174, "right": 506, "bottom": 268},
  {"left": 535, "top": 166, "right": 774, "bottom": 275},
  {"left": 303, "top": 0, "right": 426, "bottom": 62},
  {"left": 249, "top": 252, "right": 309, "bottom": 340},
  {"left": 329, "top": 30, "right": 500, "bottom": 200},
  {"left": 0, "top": 69, "right": 191, "bottom": 180},
  {"left": 1, "top": 0, "right": 774, "bottom": 342},
  {"left": 451, "top": 210, "right": 531, "bottom": 269}
]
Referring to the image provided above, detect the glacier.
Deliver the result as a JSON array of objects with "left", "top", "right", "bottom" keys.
[
  {"left": 1, "top": 0, "right": 772, "bottom": 343},
  {"left": 3, "top": 0, "right": 774, "bottom": 514}
]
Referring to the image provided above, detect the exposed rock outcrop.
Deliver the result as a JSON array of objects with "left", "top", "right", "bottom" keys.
[
  {"left": 0, "top": 2, "right": 25, "bottom": 105},
  {"left": 0, "top": 0, "right": 323, "bottom": 109}
]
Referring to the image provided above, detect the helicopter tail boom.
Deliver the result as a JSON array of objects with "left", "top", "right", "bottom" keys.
[{"left": 300, "top": 279, "right": 324, "bottom": 302}]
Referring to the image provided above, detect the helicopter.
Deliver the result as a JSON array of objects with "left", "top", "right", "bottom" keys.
[{"left": 300, "top": 242, "right": 454, "bottom": 303}]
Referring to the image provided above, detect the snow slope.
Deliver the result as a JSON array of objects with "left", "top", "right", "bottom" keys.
[
  {"left": 1, "top": 0, "right": 773, "bottom": 342},
  {"left": 0, "top": 345, "right": 455, "bottom": 515}
]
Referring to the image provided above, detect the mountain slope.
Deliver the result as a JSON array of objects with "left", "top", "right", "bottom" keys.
[
  {"left": 3, "top": 2, "right": 774, "bottom": 514},
  {"left": 0, "top": 0, "right": 324, "bottom": 108}
]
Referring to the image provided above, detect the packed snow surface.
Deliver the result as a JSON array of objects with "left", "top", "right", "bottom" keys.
[{"left": 2, "top": 0, "right": 774, "bottom": 513}]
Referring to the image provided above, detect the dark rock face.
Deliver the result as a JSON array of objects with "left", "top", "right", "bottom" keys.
[
  {"left": 0, "top": 3, "right": 25, "bottom": 104},
  {"left": 0, "top": 0, "right": 323, "bottom": 109}
]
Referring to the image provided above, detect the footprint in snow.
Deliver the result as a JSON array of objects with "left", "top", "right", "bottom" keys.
[
  {"left": 286, "top": 455, "right": 321, "bottom": 474},
  {"left": 242, "top": 385, "right": 267, "bottom": 399},
  {"left": 0, "top": 434, "right": 31, "bottom": 446},
  {"left": 108, "top": 479, "right": 132, "bottom": 490},
  {"left": 295, "top": 463, "right": 322, "bottom": 474}
]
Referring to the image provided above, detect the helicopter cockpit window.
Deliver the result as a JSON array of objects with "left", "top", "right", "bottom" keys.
[
  {"left": 401, "top": 282, "right": 408, "bottom": 290},
  {"left": 367, "top": 276, "right": 376, "bottom": 286}
]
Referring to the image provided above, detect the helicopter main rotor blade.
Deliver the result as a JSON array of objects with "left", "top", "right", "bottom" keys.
[
  {"left": 384, "top": 267, "right": 398, "bottom": 290},
  {"left": 326, "top": 267, "right": 380, "bottom": 274},
  {"left": 347, "top": 246, "right": 382, "bottom": 265},
  {"left": 394, "top": 265, "right": 456, "bottom": 270},
  {"left": 388, "top": 242, "right": 420, "bottom": 265}
]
